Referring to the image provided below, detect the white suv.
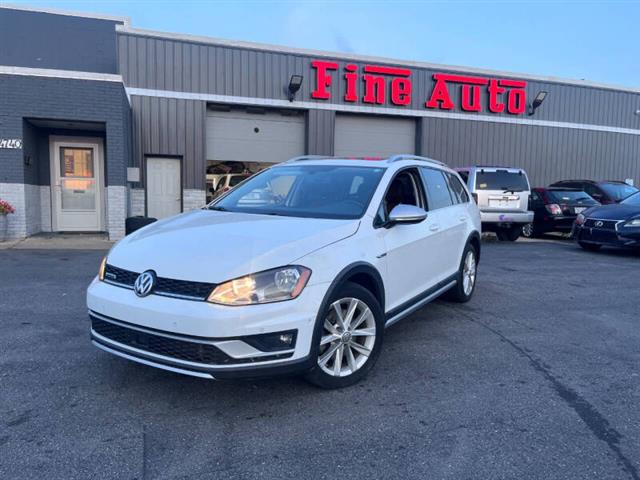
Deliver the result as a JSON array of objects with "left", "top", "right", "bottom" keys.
[
  {"left": 88, "top": 155, "right": 481, "bottom": 388},
  {"left": 456, "top": 166, "right": 533, "bottom": 241}
]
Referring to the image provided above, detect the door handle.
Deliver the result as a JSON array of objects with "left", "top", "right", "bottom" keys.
[
  {"left": 459, "top": 216, "right": 467, "bottom": 222},
  {"left": 429, "top": 224, "right": 440, "bottom": 232}
]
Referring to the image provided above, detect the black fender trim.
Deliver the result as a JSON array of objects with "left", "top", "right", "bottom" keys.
[{"left": 467, "top": 230, "right": 482, "bottom": 263}]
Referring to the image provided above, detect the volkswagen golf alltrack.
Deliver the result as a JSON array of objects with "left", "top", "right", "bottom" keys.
[{"left": 87, "top": 155, "right": 481, "bottom": 388}]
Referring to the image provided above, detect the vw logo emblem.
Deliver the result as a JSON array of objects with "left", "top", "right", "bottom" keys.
[
  {"left": 134, "top": 270, "right": 156, "bottom": 297},
  {"left": 594, "top": 221, "right": 604, "bottom": 227}
]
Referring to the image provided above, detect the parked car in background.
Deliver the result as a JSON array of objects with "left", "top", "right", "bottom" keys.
[
  {"left": 88, "top": 155, "right": 481, "bottom": 388},
  {"left": 572, "top": 191, "right": 640, "bottom": 251},
  {"left": 521, "top": 187, "right": 599, "bottom": 237},
  {"left": 549, "top": 180, "right": 638, "bottom": 205},
  {"left": 456, "top": 166, "right": 533, "bottom": 241},
  {"left": 206, "top": 173, "right": 251, "bottom": 202}
]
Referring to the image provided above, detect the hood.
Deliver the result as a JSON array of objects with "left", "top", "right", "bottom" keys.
[
  {"left": 108, "top": 209, "right": 359, "bottom": 283},
  {"left": 583, "top": 204, "right": 640, "bottom": 221}
]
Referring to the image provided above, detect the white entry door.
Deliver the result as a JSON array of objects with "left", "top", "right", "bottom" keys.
[
  {"left": 51, "top": 137, "right": 104, "bottom": 231},
  {"left": 146, "top": 157, "right": 182, "bottom": 219}
]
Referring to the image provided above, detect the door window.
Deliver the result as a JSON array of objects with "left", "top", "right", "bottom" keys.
[
  {"left": 445, "top": 172, "right": 470, "bottom": 204},
  {"left": 421, "top": 168, "right": 454, "bottom": 210},
  {"left": 59, "top": 147, "right": 96, "bottom": 210},
  {"left": 380, "top": 169, "right": 424, "bottom": 218}
]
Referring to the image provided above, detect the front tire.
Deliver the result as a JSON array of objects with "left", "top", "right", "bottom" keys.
[
  {"left": 305, "top": 283, "right": 384, "bottom": 389},
  {"left": 445, "top": 243, "right": 478, "bottom": 303}
]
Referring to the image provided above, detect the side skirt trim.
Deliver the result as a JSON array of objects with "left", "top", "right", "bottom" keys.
[{"left": 385, "top": 276, "right": 457, "bottom": 328}]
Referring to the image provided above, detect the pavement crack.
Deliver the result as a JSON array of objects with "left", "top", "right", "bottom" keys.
[{"left": 449, "top": 305, "right": 639, "bottom": 480}]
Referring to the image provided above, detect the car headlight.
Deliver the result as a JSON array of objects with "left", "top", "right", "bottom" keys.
[
  {"left": 98, "top": 256, "right": 107, "bottom": 281},
  {"left": 207, "top": 266, "right": 311, "bottom": 305},
  {"left": 623, "top": 218, "right": 640, "bottom": 228},
  {"left": 575, "top": 213, "right": 586, "bottom": 225}
]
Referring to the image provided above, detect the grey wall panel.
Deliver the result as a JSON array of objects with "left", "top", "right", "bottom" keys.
[
  {"left": 1, "top": 8, "right": 121, "bottom": 73},
  {"left": 131, "top": 95, "right": 206, "bottom": 190},
  {"left": 307, "top": 110, "right": 335, "bottom": 155},
  {"left": 335, "top": 115, "right": 416, "bottom": 157},
  {"left": 118, "top": 32, "right": 640, "bottom": 130},
  {"left": 419, "top": 117, "right": 640, "bottom": 187}
]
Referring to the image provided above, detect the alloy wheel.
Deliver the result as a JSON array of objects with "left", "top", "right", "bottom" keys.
[
  {"left": 462, "top": 250, "right": 477, "bottom": 296},
  {"left": 318, "top": 297, "right": 376, "bottom": 377},
  {"left": 522, "top": 223, "right": 534, "bottom": 237}
]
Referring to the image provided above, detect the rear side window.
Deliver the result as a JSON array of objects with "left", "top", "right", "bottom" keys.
[
  {"left": 446, "top": 172, "right": 470, "bottom": 204},
  {"left": 421, "top": 168, "right": 454, "bottom": 210},
  {"left": 475, "top": 170, "right": 529, "bottom": 192}
]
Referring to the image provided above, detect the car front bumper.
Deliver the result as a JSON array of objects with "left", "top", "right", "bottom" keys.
[
  {"left": 572, "top": 224, "right": 640, "bottom": 248},
  {"left": 87, "top": 277, "right": 328, "bottom": 379}
]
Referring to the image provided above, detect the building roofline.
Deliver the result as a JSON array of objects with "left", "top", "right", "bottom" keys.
[
  {"left": 0, "top": 3, "right": 130, "bottom": 25},
  {"left": 116, "top": 24, "right": 640, "bottom": 95}
]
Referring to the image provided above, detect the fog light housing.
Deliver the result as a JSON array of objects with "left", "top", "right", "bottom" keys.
[{"left": 243, "top": 330, "right": 298, "bottom": 352}]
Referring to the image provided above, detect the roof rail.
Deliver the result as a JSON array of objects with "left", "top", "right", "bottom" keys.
[
  {"left": 286, "top": 155, "right": 334, "bottom": 163},
  {"left": 387, "top": 154, "right": 447, "bottom": 167}
]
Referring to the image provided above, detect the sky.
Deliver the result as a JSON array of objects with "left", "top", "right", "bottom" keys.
[{"left": 6, "top": 0, "right": 640, "bottom": 88}]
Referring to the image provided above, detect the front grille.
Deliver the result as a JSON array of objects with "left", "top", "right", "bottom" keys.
[
  {"left": 103, "top": 264, "right": 215, "bottom": 301},
  {"left": 584, "top": 219, "right": 619, "bottom": 230},
  {"left": 91, "top": 317, "right": 234, "bottom": 365}
]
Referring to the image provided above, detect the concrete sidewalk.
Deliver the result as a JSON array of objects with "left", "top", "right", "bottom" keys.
[{"left": 0, "top": 233, "right": 113, "bottom": 250}]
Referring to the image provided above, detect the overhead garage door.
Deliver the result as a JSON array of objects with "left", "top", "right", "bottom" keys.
[
  {"left": 334, "top": 114, "right": 416, "bottom": 158},
  {"left": 206, "top": 108, "right": 305, "bottom": 164}
]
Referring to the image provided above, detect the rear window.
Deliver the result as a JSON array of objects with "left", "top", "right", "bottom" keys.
[
  {"left": 599, "top": 182, "right": 638, "bottom": 202},
  {"left": 548, "top": 190, "right": 598, "bottom": 205},
  {"left": 475, "top": 170, "right": 529, "bottom": 192}
]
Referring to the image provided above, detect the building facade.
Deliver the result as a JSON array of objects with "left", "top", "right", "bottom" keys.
[{"left": 2, "top": 5, "right": 640, "bottom": 240}]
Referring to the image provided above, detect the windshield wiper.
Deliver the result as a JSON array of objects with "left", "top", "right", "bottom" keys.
[
  {"left": 207, "top": 205, "right": 228, "bottom": 211},
  {"left": 502, "top": 189, "right": 523, "bottom": 193}
]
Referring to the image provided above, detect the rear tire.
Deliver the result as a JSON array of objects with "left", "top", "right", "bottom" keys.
[
  {"left": 444, "top": 243, "right": 478, "bottom": 303},
  {"left": 521, "top": 223, "right": 537, "bottom": 238},
  {"left": 305, "top": 283, "right": 384, "bottom": 389},
  {"left": 579, "top": 241, "right": 602, "bottom": 252},
  {"left": 497, "top": 226, "right": 521, "bottom": 242}
]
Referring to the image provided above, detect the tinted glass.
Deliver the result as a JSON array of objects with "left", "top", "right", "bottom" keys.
[
  {"left": 547, "top": 190, "right": 598, "bottom": 205},
  {"left": 446, "top": 173, "right": 469, "bottom": 203},
  {"left": 599, "top": 183, "right": 639, "bottom": 202},
  {"left": 229, "top": 175, "right": 249, "bottom": 187},
  {"left": 422, "top": 168, "right": 454, "bottom": 210},
  {"left": 621, "top": 191, "right": 640, "bottom": 206},
  {"left": 212, "top": 165, "right": 385, "bottom": 219},
  {"left": 475, "top": 170, "right": 529, "bottom": 191}
]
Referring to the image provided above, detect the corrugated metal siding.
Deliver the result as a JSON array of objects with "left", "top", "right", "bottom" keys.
[
  {"left": 307, "top": 110, "right": 334, "bottom": 155},
  {"left": 130, "top": 95, "right": 205, "bottom": 189},
  {"left": 419, "top": 117, "right": 640, "bottom": 186},
  {"left": 118, "top": 32, "right": 640, "bottom": 129}
]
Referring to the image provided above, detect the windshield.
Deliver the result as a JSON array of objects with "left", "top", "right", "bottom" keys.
[
  {"left": 548, "top": 190, "right": 598, "bottom": 205},
  {"left": 599, "top": 183, "right": 638, "bottom": 202},
  {"left": 622, "top": 191, "right": 640, "bottom": 206},
  {"left": 475, "top": 170, "right": 529, "bottom": 192},
  {"left": 210, "top": 164, "right": 386, "bottom": 219}
]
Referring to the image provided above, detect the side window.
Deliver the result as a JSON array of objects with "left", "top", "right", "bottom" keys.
[
  {"left": 378, "top": 168, "right": 425, "bottom": 223},
  {"left": 445, "top": 172, "right": 470, "bottom": 204},
  {"left": 457, "top": 170, "right": 470, "bottom": 185},
  {"left": 421, "top": 168, "right": 454, "bottom": 210}
]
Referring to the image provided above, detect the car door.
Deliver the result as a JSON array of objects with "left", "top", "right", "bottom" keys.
[
  {"left": 420, "top": 167, "right": 464, "bottom": 278},
  {"left": 378, "top": 168, "right": 439, "bottom": 313}
]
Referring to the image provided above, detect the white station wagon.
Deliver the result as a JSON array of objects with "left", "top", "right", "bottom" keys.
[{"left": 88, "top": 155, "right": 481, "bottom": 388}]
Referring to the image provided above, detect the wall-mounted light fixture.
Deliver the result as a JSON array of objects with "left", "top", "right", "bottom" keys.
[
  {"left": 288, "top": 75, "right": 303, "bottom": 102},
  {"left": 528, "top": 91, "right": 548, "bottom": 116},
  {"left": 634, "top": 109, "right": 640, "bottom": 116}
]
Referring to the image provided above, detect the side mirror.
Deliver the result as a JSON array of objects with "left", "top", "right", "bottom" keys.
[{"left": 387, "top": 204, "right": 428, "bottom": 227}]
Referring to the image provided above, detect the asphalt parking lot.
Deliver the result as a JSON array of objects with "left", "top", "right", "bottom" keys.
[{"left": 1, "top": 238, "right": 639, "bottom": 480}]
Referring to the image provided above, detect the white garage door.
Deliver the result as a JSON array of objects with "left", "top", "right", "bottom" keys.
[
  {"left": 206, "top": 109, "right": 305, "bottom": 164},
  {"left": 334, "top": 115, "right": 416, "bottom": 158}
]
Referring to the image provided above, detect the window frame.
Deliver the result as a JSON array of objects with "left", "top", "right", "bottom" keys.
[{"left": 444, "top": 171, "right": 470, "bottom": 205}]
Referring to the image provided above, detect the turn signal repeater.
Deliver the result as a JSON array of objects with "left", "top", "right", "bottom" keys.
[{"left": 207, "top": 266, "right": 311, "bottom": 305}]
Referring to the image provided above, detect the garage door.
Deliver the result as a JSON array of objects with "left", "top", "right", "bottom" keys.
[
  {"left": 334, "top": 115, "right": 416, "bottom": 158},
  {"left": 206, "top": 109, "right": 305, "bottom": 164}
]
